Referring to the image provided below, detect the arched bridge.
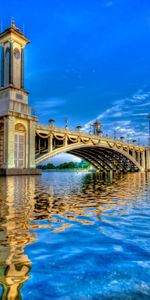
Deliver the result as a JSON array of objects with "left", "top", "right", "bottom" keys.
[
  {"left": 35, "top": 124, "right": 147, "bottom": 173},
  {"left": 0, "top": 22, "right": 149, "bottom": 176}
]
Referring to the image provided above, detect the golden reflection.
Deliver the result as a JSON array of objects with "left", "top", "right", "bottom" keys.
[
  {"left": 0, "top": 172, "right": 149, "bottom": 298},
  {"left": 0, "top": 176, "right": 36, "bottom": 300},
  {"left": 32, "top": 172, "right": 150, "bottom": 231}
]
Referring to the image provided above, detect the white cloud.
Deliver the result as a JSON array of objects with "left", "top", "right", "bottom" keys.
[
  {"left": 45, "top": 153, "right": 81, "bottom": 166},
  {"left": 83, "top": 86, "right": 150, "bottom": 144},
  {"left": 132, "top": 113, "right": 148, "bottom": 116},
  {"left": 137, "top": 101, "right": 150, "bottom": 108}
]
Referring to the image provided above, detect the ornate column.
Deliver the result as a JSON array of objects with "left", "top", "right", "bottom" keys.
[
  {"left": 3, "top": 116, "right": 15, "bottom": 168},
  {"left": 21, "top": 47, "right": 24, "bottom": 89},
  {"left": 141, "top": 151, "right": 145, "bottom": 171},
  {"left": 9, "top": 42, "right": 13, "bottom": 85},
  {"left": 145, "top": 148, "right": 150, "bottom": 171},
  {"left": 63, "top": 134, "right": 68, "bottom": 147},
  {"left": 48, "top": 134, "right": 53, "bottom": 152},
  {"left": 28, "top": 120, "right": 36, "bottom": 168},
  {"left": 1, "top": 46, "right": 4, "bottom": 87},
  {"left": 132, "top": 150, "right": 136, "bottom": 160}
]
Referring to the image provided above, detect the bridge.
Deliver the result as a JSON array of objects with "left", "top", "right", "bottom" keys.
[
  {"left": 0, "top": 22, "right": 149, "bottom": 175},
  {"left": 35, "top": 124, "right": 148, "bottom": 173}
]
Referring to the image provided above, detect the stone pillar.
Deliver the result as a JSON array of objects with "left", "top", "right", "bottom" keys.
[
  {"left": 1, "top": 47, "right": 4, "bottom": 87},
  {"left": 3, "top": 116, "right": 15, "bottom": 168},
  {"left": 141, "top": 151, "right": 146, "bottom": 171},
  {"left": 63, "top": 134, "right": 68, "bottom": 147},
  {"left": 21, "top": 47, "right": 24, "bottom": 89},
  {"left": 28, "top": 120, "right": 36, "bottom": 168},
  {"left": 132, "top": 150, "right": 136, "bottom": 160},
  {"left": 145, "top": 149, "right": 150, "bottom": 171},
  {"left": 48, "top": 134, "right": 53, "bottom": 152},
  {"left": 9, "top": 42, "right": 13, "bottom": 85}
]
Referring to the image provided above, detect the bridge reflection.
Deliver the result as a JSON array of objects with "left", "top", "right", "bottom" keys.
[{"left": 0, "top": 172, "right": 149, "bottom": 298}]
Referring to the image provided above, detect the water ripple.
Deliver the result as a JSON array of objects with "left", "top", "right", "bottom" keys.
[{"left": 0, "top": 172, "right": 150, "bottom": 299}]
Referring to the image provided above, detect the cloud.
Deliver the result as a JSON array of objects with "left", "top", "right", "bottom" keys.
[
  {"left": 137, "top": 101, "right": 150, "bottom": 108},
  {"left": 47, "top": 153, "right": 81, "bottom": 166},
  {"left": 83, "top": 86, "right": 150, "bottom": 144},
  {"left": 132, "top": 113, "right": 148, "bottom": 116}
]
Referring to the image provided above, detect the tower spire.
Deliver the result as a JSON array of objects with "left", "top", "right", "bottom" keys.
[
  {"left": 0, "top": 21, "right": 30, "bottom": 89},
  {"left": 11, "top": 17, "right": 15, "bottom": 28}
]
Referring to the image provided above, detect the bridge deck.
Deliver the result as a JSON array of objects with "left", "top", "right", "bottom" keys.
[{"left": 35, "top": 124, "right": 145, "bottom": 152}]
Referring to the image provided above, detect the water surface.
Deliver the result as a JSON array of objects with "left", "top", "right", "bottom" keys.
[{"left": 0, "top": 172, "right": 150, "bottom": 299}]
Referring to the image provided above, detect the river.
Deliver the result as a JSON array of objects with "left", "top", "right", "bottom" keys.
[{"left": 0, "top": 171, "right": 150, "bottom": 299}]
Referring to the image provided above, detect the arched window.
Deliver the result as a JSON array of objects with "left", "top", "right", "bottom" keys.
[
  {"left": 4, "top": 48, "right": 10, "bottom": 86},
  {"left": 0, "top": 123, "right": 4, "bottom": 167},
  {"left": 14, "top": 48, "right": 20, "bottom": 60},
  {"left": 14, "top": 124, "right": 26, "bottom": 168},
  {"left": 5, "top": 47, "right": 10, "bottom": 60}
]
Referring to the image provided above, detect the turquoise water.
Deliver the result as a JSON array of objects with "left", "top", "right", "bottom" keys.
[{"left": 0, "top": 172, "right": 150, "bottom": 299}]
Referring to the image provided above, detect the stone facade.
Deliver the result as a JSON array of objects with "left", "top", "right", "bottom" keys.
[{"left": 0, "top": 22, "right": 40, "bottom": 175}]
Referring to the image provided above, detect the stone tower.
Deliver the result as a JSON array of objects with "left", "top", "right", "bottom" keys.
[{"left": 0, "top": 21, "right": 40, "bottom": 175}]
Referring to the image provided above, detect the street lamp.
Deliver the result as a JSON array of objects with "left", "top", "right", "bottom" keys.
[
  {"left": 65, "top": 117, "right": 69, "bottom": 130},
  {"left": 93, "top": 120, "right": 103, "bottom": 136},
  {"left": 147, "top": 114, "right": 150, "bottom": 147},
  {"left": 76, "top": 125, "right": 82, "bottom": 132},
  {"left": 113, "top": 130, "right": 116, "bottom": 139},
  {"left": 49, "top": 119, "right": 55, "bottom": 128}
]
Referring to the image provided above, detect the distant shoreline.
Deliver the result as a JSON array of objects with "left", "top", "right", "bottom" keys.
[{"left": 41, "top": 169, "right": 96, "bottom": 173}]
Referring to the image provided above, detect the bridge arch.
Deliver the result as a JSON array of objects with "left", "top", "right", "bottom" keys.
[{"left": 35, "top": 142, "right": 143, "bottom": 172}]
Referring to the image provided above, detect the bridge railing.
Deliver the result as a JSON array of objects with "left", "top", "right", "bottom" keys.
[{"left": 35, "top": 125, "right": 145, "bottom": 150}]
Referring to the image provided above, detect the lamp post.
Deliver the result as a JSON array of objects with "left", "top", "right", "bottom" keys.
[
  {"left": 113, "top": 130, "right": 116, "bottom": 139},
  {"left": 65, "top": 117, "right": 69, "bottom": 130},
  {"left": 76, "top": 125, "right": 82, "bottom": 132},
  {"left": 93, "top": 120, "right": 103, "bottom": 136},
  {"left": 89, "top": 124, "right": 93, "bottom": 135},
  {"left": 147, "top": 114, "right": 150, "bottom": 147},
  {"left": 49, "top": 119, "right": 55, "bottom": 129}
]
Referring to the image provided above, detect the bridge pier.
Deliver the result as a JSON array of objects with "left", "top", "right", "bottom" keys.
[
  {"left": 141, "top": 151, "right": 146, "bottom": 171},
  {"left": 145, "top": 148, "right": 150, "bottom": 171},
  {"left": 0, "top": 115, "right": 41, "bottom": 176}
]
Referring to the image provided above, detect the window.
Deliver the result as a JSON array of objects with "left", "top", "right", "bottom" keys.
[
  {"left": 14, "top": 133, "right": 25, "bottom": 168},
  {"left": 14, "top": 48, "right": 20, "bottom": 60},
  {"left": 0, "top": 133, "right": 4, "bottom": 166},
  {"left": 5, "top": 48, "right": 10, "bottom": 60}
]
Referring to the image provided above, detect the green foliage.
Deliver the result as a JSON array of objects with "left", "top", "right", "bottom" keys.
[
  {"left": 40, "top": 160, "right": 91, "bottom": 170},
  {"left": 41, "top": 163, "right": 55, "bottom": 169}
]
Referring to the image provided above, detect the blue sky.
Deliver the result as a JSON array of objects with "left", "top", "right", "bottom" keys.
[{"left": 0, "top": 0, "right": 150, "bottom": 163}]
